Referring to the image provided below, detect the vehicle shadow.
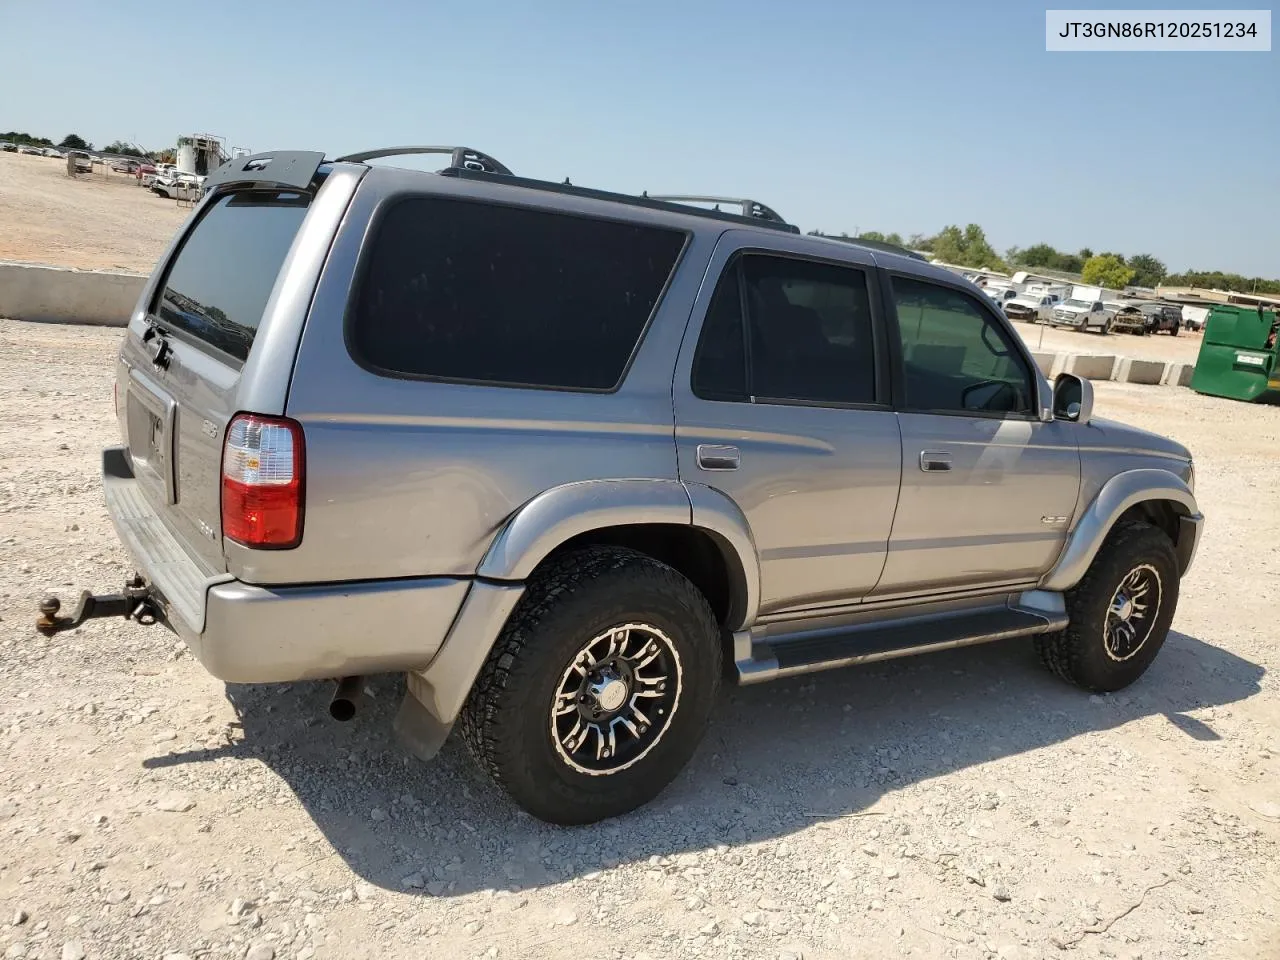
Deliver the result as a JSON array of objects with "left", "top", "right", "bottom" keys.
[{"left": 144, "top": 630, "right": 1263, "bottom": 898}]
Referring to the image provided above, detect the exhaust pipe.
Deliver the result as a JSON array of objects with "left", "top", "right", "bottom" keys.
[{"left": 329, "top": 676, "right": 363, "bottom": 722}]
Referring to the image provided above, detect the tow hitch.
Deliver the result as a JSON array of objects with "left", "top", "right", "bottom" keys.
[{"left": 36, "top": 575, "right": 162, "bottom": 637}]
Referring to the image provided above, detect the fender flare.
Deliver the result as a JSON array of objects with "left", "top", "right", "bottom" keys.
[
  {"left": 685, "top": 482, "right": 761, "bottom": 630},
  {"left": 475, "top": 478, "right": 761, "bottom": 630},
  {"left": 1039, "top": 468, "right": 1200, "bottom": 592},
  {"left": 476, "top": 479, "right": 692, "bottom": 581}
]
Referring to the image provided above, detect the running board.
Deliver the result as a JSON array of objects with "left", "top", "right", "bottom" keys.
[{"left": 733, "top": 594, "right": 1067, "bottom": 685}]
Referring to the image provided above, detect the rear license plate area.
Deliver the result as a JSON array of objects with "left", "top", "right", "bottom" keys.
[{"left": 126, "top": 370, "right": 177, "bottom": 504}]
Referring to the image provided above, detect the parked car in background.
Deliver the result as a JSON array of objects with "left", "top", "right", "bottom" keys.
[
  {"left": 16, "top": 144, "right": 43, "bottom": 155},
  {"left": 1181, "top": 305, "right": 1209, "bottom": 332},
  {"left": 67, "top": 151, "right": 93, "bottom": 174},
  {"left": 1111, "top": 302, "right": 1149, "bottom": 335},
  {"left": 1142, "top": 303, "right": 1182, "bottom": 336},
  {"left": 141, "top": 163, "right": 177, "bottom": 188},
  {"left": 1003, "top": 292, "right": 1059, "bottom": 324},
  {"left": 135, "top": 163, "right": 157, "bottom": 184},
  {"left": 152, "top": 172, "right": 205, "bottom": 199},
  {"left": 0, "top": 141, "right": 16, "bottom": 152},
  {"left": 1052, "top": 286, "right": 1115, "bottom": 334}
]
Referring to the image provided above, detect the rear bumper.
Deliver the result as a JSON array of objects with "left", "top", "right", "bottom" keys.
[{"left": 102, "top": 446, "right": 473, "bottom": 683}]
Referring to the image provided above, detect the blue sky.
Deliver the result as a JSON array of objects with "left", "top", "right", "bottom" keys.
[{"left": 2, "top": 0, "right": 1276, "bottom": 275}]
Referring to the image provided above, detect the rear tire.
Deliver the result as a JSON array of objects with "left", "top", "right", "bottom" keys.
[
  {"left": 460, "top": 546, "right": 722, "bottom": 825},
  {"left": 1036, "top": 521, "right": 1179, "bottom": 693}
]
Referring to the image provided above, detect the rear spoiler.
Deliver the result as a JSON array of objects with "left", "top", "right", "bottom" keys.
[{"left": 203, "top": 151, "right": 327, "bottom": 192}]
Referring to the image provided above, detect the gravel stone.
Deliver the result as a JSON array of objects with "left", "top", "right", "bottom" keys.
[{"left": 155, "top": 793, "right": 195, "bottom": 813}]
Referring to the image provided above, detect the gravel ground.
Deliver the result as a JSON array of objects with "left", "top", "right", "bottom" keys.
[
  {"left": 1, "top": 318, "right": 1278, "bottom": 960},
  {"left": 0, "top": 153, "right": 188, "bottom": 272}
]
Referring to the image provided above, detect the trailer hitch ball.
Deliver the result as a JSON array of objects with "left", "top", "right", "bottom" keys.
[{"left": 35, "top": 577, "right": 159, "bottom": 637}]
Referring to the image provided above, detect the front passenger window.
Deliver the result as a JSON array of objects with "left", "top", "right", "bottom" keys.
[{"left": 891, "top": 276, "right": 1032, "bottom": 415}]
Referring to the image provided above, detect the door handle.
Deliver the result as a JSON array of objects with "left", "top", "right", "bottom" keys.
[
  {"left": 697, "top": 444, "right": 740, "bottom": 471},
  {"left": 919, "top": 450, "right": 952, "bottom": 472}
]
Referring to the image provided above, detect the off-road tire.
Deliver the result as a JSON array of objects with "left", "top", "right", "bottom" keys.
[
  {"left": 1036, "top": 521, "right": 1179, "bottom": 692},
  {"left": 460, "top": 546, "right": 722, "bottom": 825}
]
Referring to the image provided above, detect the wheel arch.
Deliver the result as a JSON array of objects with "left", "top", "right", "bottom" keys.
[
  {"left": 409, "top": 481, "right": 759, "bottom": 732},
  {"left": 475, "top": 479, "right": 761, "bottom": 631},
  {"left": 1040, "top": 468, "right": 1201, "bottom": 592}
]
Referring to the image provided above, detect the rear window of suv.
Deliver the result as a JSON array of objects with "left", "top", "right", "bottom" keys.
[
  {"left": 348, "top": 197, "right": 687, "bottom": 391},
  {"left": 155, "top": 191, "right": 310, "bottom": 364}
]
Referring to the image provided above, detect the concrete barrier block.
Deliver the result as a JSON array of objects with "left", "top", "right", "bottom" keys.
[
  {"left": 1116, "top": 358, "right": 1166, "bottom": 385},
  {"left": 0, "top": 262, "right": 145, "bottom": 327},
  {"left": 1065, "top": 354, "right": 1118, "bottom": 381},
  {"left": 1163, "top": 362, "right": 1195, "bottom": 387},
  {"left": 1030, "top": 351, "right": 1061, "bottom": 378}
]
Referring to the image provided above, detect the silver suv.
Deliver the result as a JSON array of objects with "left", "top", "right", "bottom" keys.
[{"left": 38, "top": 146, "right": 1203, "bottom": 826}]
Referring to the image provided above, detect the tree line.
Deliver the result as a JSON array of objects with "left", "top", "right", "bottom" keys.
[
  {"left": 811, "top": 224, "right": 1279, "bottom": 295},
  {"left": 1, "top": 131, "right": 162, "bottom": 159}
]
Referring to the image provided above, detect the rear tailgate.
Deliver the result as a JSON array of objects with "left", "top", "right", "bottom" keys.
[{"left": 117, "top": 189, "right": 315, "bottom": 574}]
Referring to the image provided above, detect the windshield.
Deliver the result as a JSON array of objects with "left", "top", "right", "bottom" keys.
[{"left": 1062, "top": 299, "right": 1090, "bottom": 309}]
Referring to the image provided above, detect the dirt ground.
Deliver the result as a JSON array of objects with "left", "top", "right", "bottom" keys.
[
  {"left": 1, "top": 318, "right": 1277, "bottom": 960},
  {"left": 0, "top": 153, "right": 188, "bottom": 273}
]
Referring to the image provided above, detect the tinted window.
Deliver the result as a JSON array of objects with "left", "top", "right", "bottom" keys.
[
  {"left": 350, "top": 197, "right": 686, "bottom": 391},
  {"left": 155, "top": 191, "right": 309, "bottom": 363},
  {"left": 692, "top": 255, "right": 877, "bottom": 405},
  {"left": 690, "top": 268, "right": 747, "bottom": 402},
  {"left": 892, "top": 276, "right": 1032, "bottom": 414}
]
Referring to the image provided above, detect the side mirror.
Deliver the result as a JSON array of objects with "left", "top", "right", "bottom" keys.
[{"left": 1053, "top": 372, "right": 1093, "bottom": 424}]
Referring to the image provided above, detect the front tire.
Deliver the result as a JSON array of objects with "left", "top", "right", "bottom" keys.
[
  {"left": 460, "top": 547, "right": 722, "bottom": 825},
  {"left": 1035, "top": 521, "right": 1179, "bottom": 693}
]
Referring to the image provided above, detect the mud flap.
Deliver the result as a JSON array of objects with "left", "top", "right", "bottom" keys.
[{"left": 393, "top": 681, "right": 453, "bottom": 764}]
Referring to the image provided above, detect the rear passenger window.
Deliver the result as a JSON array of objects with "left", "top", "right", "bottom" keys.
[
  {"left": 891, "top": 276, "right": 1032, "bottom": 414},
  {"left": 691, "top": 254, "right": 878, "bottom": 406},
  {"left": 349, "top": 197, "right": 687, "bottom": 391}
]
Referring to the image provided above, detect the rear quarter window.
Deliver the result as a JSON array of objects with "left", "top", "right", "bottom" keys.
[{"left": 348, "top": 196, "right": 687, "bottom": 391}]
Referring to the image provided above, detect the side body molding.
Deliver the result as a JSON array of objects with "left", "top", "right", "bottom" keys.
[{"left": 1039, "top": 468, "right": 1201, "bottom": 592}]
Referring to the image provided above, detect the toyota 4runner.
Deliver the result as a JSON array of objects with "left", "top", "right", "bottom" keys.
[{"left": 37, "top": 146, "right": 1203, "bottom": 825}]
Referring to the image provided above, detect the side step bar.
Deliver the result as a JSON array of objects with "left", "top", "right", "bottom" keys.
[{"left": 733, "top": 593, "right": 1067, "bottom": 685}]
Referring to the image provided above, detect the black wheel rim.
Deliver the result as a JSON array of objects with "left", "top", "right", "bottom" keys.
[
  {"left": 1104, "top": 564, "right": 1162, "bottom": 662},
  {"left": 550, "top": 623, "right": 682, "bottom": 776}
]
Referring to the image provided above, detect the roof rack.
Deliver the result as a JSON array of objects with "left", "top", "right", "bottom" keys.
[
  {"left": 333, "top": 145, "right": 513, "bottom": 176},
  {"left": 644, "top": 194, "right": 788, "bottom": 225},
  {"left": 439, "top": 170, "right": 799, "bottom": 233}
]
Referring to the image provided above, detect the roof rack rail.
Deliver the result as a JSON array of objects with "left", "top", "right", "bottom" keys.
[
  {"left": 419, "top": 167, "right": 801, "bottom": 233},
  {"left": 644, "top": 195, "right": 788, "bottom": 225},
  {"left": 334, "top": 145, "right": 513, "bottom": 176}
]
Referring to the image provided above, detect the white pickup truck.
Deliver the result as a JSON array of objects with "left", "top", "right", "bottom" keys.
[
  {"left": 1003, "top": 292, "right": 1060, "bottom": 324},
  {"left": 1051, "top": 285, "right": 1115, "bottom": 334}
]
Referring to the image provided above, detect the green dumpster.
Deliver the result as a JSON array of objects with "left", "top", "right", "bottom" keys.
[{"left": 1190, "top": 304, "right": 1280, "bottom": 403}]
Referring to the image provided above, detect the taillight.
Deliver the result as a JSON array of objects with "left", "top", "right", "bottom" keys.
[{"left": 220, "top": 413, "right": 305, "bottom": 549}]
